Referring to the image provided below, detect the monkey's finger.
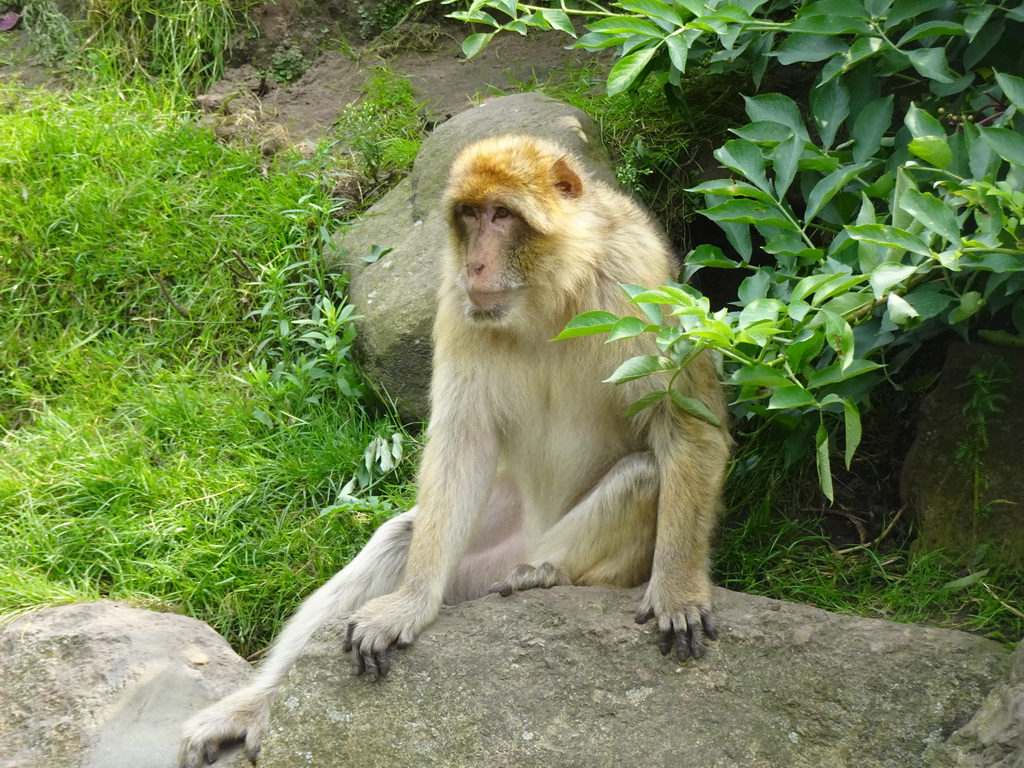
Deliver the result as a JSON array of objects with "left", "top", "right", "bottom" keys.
[
  {"left": 634, "top": 606, "right": 655, "bottom": 625},
  {"left": 701, "top": 609, "right": 719, "bottom": 641},
  {"left": 362, "top": 650, "right": 382, "bottom": 681},
  {"left": 353, "top": 645, "right": 367, "bottom": 676},
  {"left": 343, "top": 621, "right": 356, "bottom": 653}
]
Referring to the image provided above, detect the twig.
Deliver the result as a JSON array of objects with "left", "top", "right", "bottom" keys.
[
  {"left": 834, "top": 505, "right": 905, "bottom": 555},
  {"left": 981, "top": 582, "right": 1024, "bottom": 620},
  {"left": 154, "top": 275, "right": 191, "bottom": 320}
]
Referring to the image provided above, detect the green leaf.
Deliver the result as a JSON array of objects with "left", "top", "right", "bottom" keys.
[
  {"left": 949, "top": 291, "right": 984, "bottom": 324},
  {"left": 977, "top": 126, "right": 1024, "bottom": 168},
  {"left": 886, "top": 292, "right": 919, "bottom": 325},
  {"left": 702, "top": 199, "right": 797, "bottom": 230},
  {"left": 822, "top": 310, "right": 854, "bottom": 369},
  {"left": 730, "top": 121, "right": 794, "bottom": 144},
  {"left": 788, "top": 13, "right": 870, "bottom": 35},
  {"left": 669, "top": 389, "right": 722, "bottom": 427},
  {"left": 587, "top": 16, "right": 664, "bottom": 35},
  {"left": 812, "top": 78, "right": 849, "bottom": 151},
  {"left": 899, "top": 187, "right": 960, "bottom": 245},
  {"left": 538, "top": 8, "right": 575, "bottom": 35},
  {"left": 665, "top": 33, "right": 690, "bottom": 73},
  {"left": 786, "top": 331, "right": 824, "bottom": 371},
  {"left": 897, "top": 21, "right": 965, "bottom": 45},
  {"left": 851, "top": 95, "right": 893, "bottom": 163},
  {"left": 843, "top": 398, "right": 862, "bottom": 470},
  {"left": 687, "top": 179, "right": 773, "bottom": 203},
  {"left": 908, "top": 136, "right": 952, "bottom": 169},
  {"left": 995, "top": 72, "right": 1024, "bottom": 111},
  {"left": 739, "top": 298, "right": 785, "bottom": 327},
  {"left": 883, "top": 0, "right": 947, "bottom": 29},
  {"left": 606, "top": 46, "right": 658, "bottom": 96},
  {"left": 804, "top": 162, "right": 871, "bottom": 222},
  {"left": 714, "top": 139, "right": 772, "bottom": 194},
  {"left": 869, "top": 263, "right": 917, "bottom": 299},
  {"left": 617, "top": 0, "right": 682, "bottom": 26},
  {"left": 963, "top": 5, "right": 995, "bottom": 42},
  {"left": 903, "top": 282, "right": 952, "bottom": 320},
  {"left": 768, "top": 385, "right": 817, "bottom": 410},
  {"left": 904, "top": 47, "right": 955, "bottom": 83},
  {"left": 772, "top": 134, "right": 802, "bottom": 199},
  {"left": 737, "top": 270, "right": 770, "bottom": 303},
  {"left": 806, "top": 359, "right": 883, "bottom": 388},
  {"left": 771, "top": 34, "right": 847, "bottom": 65},
  {"left": 846, "top": 224, "right": 933, "bottom": 257},
  {"left": 462, "top": 33, "right": 495, "bottom": 58},
  {"left": 743, "top": 94, "right": 809, "bottom": 141},
  {"left": 604, "top": 355, "right": 670, "bottom": 384},
  {"left": 728, "top": 365, "right": 792, "bottom": 388},
  {"left": 608, "top": 315, "right": 657, "bottom": 342},
  {"left": 816, "top": 421, "right": 834, "bottom": 501},
  {"left": 686, "top": 244, "right": 737, "bottom": 269},
  {"left": 622, "top": 389, "right": 668, "bottom": 418},
  {"left": 573, "top": 31, "right": 630, "bottom": 49},
  {"left": 674, "top": 0, "right": 705, "bottom": 15},
  {"left": 553, "top": 310, "right": 619, "bottom": 340},
  {"left": 905, "top": 103, "right": 944, "bottom": 140}
]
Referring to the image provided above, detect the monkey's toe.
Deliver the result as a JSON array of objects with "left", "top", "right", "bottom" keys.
[{"left": 490, "top": 562, "right": 571, "bottom": 596}]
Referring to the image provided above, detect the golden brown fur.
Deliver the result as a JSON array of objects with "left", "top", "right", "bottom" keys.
[{"left": 178, "top": 135, "right": 730, "bottom": 768}]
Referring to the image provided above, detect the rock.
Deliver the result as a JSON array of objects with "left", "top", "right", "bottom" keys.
[
  {"left": 929, "top": 639, "right": 1024, "bottom": 768},
  {"left": 0, "top": 601, "right": 253, "bottom": 768},
  {"left": 334, "top": 92, "right": 620, "bottom": 421},
  {"left": 258, "top": 586, "right": 1010, "bottom": 768},
  {"left": 901, "top": 341, "right": 1024, "bottom": 564}
]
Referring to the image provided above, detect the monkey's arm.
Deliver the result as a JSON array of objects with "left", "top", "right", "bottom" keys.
[
  {"left": 344, "top": 365, "right": 498, "bottom": 679},
  {"left": 636, "top": 402, "right": 729, "bottom": 661}
]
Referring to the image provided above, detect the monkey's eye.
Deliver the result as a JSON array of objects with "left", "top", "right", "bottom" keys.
[
  {"left": 493, "top": 206, "right": 511, "bottom": 219},
  {"left": 460, "top": 205, "right": 477, "bottom": 218}
]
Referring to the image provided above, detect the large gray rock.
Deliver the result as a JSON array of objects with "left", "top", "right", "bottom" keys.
[
  {"left": 901, "top": 341, "right": 1024, "bottom": 564},
  {"left": 258, "top": 586, "right": 1011, "bottom": 768},
  {"left": 930, "top": 640, "right": 1024, "bottom": 768},
  {"left": 335, "top": 93, "right": 619, "bottom": 421},
  {"left": 0, "top": 601, "right": 252, "bottom": 768}
]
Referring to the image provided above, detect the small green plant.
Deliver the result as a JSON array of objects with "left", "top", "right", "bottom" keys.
[
  {"left": 335, "top": 67, "right": 426, "bottom": 186},
  {"left": 357, "top": 0, "right": 417, "bottom": 40},
  {"left": 22, "top": 0, "right": 78, "bottom": 67},
  {"left": 955, "top": 355, "right": 1010, "bottom": 523},
  {"left": 268, "top": 43, "right": 308, "bottom": 85}
]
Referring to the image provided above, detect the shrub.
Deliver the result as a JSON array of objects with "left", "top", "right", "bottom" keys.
[{"left": 450, "top": 0, "right": 1024, "bottom": 497}]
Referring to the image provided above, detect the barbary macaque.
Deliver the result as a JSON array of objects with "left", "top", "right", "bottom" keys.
[{"left": 179, "top": 134, "right": 730, "bottom": 768}]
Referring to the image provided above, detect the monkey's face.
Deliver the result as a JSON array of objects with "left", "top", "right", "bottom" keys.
[{"left": 451, "top": 200, "right": 531, "bottom": 324}]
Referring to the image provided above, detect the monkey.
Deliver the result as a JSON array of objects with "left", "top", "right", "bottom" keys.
[{"left": 178, "top": 134, "right": 730, "bottom": 768}]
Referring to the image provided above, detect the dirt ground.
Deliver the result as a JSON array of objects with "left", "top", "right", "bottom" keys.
[{"left": 0, "top": 4, "right": 604, "bottom": 142}]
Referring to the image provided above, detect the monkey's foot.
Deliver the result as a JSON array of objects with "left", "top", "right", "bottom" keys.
[
  {"left": 489, "top": 561, "right": 572, "bottom": 597},
  {"left": 179, "top": 686, "right": 273, "bottom": 768},
  {"left": 344, "top": 590, "right": 436, "bottom": 681},
  {"left": 635, "top": 584, "right": 717, "bottom": 662}
]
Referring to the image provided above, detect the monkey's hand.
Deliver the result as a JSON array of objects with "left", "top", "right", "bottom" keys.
[
  {"left": 343, "top": 590, "right": 438, "bottom": 681},
  {"left": 635, "top": 579, "right": 717, "bottom": 662}
]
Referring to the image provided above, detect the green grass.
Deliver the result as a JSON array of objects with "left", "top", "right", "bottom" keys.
[
  {"left": 717, "top": 439, "right": 1024, "bottom": 644},
  {"left": 0, "top": 61, "right": 1018, "bottom": 660},
  {"left": 0, "top": 81, "right": 413, "bottom": 654}
]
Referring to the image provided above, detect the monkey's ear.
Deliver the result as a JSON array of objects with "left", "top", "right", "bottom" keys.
[{"left": 552, "top": 157, "right": 583, "bottom": 200}]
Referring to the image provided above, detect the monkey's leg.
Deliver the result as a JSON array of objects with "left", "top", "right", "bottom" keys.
[
  {"left": 490, "top": 452, "right": 658, "bottom": 595},
  {"left": 178, "top": 510, "right": 415, "bottom": 768}
]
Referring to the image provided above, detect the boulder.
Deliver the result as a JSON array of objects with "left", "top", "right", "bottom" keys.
[
  {"left": 901, "top": 341, "right": 1024, "bottom": 564},
  {"left": 0, "top": 601, "right": 252, "bottom": 768},
  {"left": 334, "top": 93, "right": 619, "bottom": 421},
  {"left": 930, "top": 640, "right": 1024, "bottom": 768},
  {"left": 258, "top": 586, "right": 1011, "bottom": 768}
]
